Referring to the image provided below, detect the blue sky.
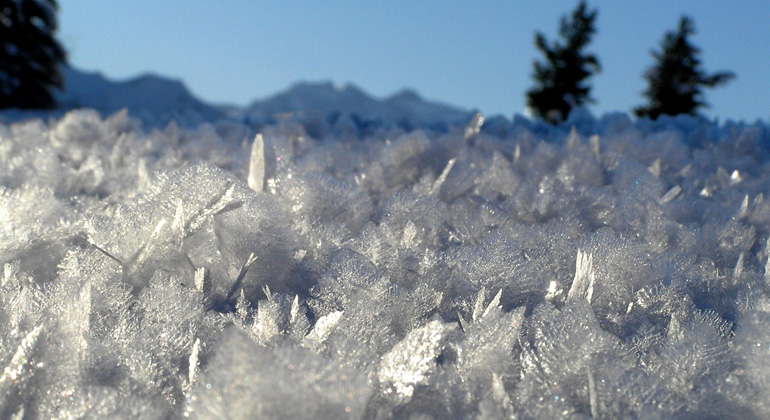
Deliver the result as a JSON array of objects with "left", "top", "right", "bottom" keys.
[{"left": 59, "top": 1, "right": 769, "bottom": 122}]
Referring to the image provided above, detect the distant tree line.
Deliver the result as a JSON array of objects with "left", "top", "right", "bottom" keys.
[{"left": 527, "top": 1, "right": 735, "bottom": 124}]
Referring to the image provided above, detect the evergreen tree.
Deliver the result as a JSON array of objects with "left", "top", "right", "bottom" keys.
[
  {"left": 0, "top": 0, "right": 66, "bottom": 109},
  {"left": 526, "top": 1, "right": 600, "bottom": 124},
  {"left": 635, "top": 17, "right": 734, "bottom": 119}
]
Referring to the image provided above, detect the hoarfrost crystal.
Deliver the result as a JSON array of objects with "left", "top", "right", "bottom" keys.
[
  {"left": 1, "top": 108, "right": 769, "bottom": 418},
  {"left": 378, "top": 319, "right": 451, "bottom": 403},
  {"left": 567, "top": 249, "right": 595, "bottom": 304},
  {"left": 248, "top": 133, "right": 265, "bottom": 192}
]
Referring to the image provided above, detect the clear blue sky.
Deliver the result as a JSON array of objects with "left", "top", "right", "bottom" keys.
[{"left": 58, "top": 1, "right": 769, "bottom": 122}]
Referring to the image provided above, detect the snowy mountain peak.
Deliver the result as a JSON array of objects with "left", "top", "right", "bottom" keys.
[
  {"left": 246, "top": 80, "right": 474, "bottom": 128},
  {"left": 124, "top": 73, "right": 187, "bottom": 93},
  {"left": 2, "top": 67, "right": 475, "bottom": 129},
  {"left": 389, "top": 88, "right": 423, "bottom": 103},
  {"left": 55, "top": 66, "right": 224, "bottom": 126}
]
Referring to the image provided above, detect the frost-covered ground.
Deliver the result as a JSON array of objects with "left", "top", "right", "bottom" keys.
[{"left": 2, "top": 108, "right": 770, "bottom": 419}]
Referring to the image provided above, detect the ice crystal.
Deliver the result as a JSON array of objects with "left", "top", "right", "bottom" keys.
[
  {"left": 1, "top": 109, "right": 770, "bottom": 418},
  {"left": 378, "top": 319, "right": 452, "bottom": 404},
  {"left": 567, "top": 249, "right": 595, "bottom": 304},
  {"left": 463, "top": 112, "right": 485, "bottom": 142},
  {"left": 0, "top": 325, "right": 44, "bottom": 417},
  {"left": 248, "top": 133, "right": 265, "bottom": 193},
  {"left": 190, "top": 328, "right": 370, "bottom": 419}
]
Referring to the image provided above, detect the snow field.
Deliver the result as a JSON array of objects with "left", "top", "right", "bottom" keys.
[{"left": 1, "top": 108, "right": 770, "bottom": 418}]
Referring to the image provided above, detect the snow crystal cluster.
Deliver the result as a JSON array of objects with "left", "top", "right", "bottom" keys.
[{"left": 2, "top": 107, "right": 770, "bottom": 419}]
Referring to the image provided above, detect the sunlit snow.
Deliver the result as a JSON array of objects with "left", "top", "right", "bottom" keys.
[{"left": 1, "top": 105, "right": 770, "bottom": 419}]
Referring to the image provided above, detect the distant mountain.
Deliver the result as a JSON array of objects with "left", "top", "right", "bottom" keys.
[
  {"left": 54, "top": 66, "right": 225, "bottom": 126},
  {"left": 243, "top": 81, "right": 475, "bottom": 129},
  {"left": 2, "top": 67, "right": 476, "bottom": 130}
]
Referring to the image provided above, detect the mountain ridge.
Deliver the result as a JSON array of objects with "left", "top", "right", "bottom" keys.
[
  {"left": 242, "top": 79, "right": 475, "bottom": 128},
  {"left": 1, "top": 67, "right": 478, "bottom": 129},
  {"left": 54, "top": 66, "right": 226, "bottom": 126}
]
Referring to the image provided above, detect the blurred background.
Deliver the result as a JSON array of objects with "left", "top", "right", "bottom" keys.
[
  {"left": 4, "top": 0, "right": 768, "bottom": 122},
  {"left": 58, "top": 0, "right": 769, "bottom": 121}
]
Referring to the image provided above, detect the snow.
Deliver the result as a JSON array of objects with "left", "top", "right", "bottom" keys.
[{"left": 2, "top": 69, "right": 770, "bottom": 418}]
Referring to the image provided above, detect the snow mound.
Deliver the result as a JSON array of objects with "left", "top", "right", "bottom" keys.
[{"left": 1, "top": 109, "right": 770, "bottom": 418}]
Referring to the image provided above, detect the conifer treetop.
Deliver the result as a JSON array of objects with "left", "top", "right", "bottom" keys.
[
  {"left": 635, "top": 16, "right": 734, "bottom": 119},
  {"left": 0, "top": 0, "right": 66, "bottom": 109},
  {"left": 527, "top": 1, "right": 601, "bottom": 125}
]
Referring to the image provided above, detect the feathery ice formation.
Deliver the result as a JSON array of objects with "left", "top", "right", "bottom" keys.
[{"left": 1, "top": 109, "right": 770, "bottom": 418}]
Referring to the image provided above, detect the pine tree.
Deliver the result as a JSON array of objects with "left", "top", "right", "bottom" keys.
[
  {"left": 635, "top": 16, "right": 734, "bottom": 119},
  {"left": 0, "top": 0, "right": 66, "bottom": 109},
  {"left": 526, "top": 1, "right": 600, "bottom": 125}
]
